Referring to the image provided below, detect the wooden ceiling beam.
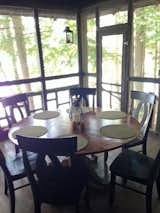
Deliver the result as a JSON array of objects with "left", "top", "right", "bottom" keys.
[{"left": 0, "top": 0, "right": 101, "bottom": 10}]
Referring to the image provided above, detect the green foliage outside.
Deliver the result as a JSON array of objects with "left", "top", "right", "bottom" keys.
[
  {"left": 0, "top": 15, "right": 78, "bottom": 94},
  {"left": 133, "top": 5, "right": 160, "bottom": 77},
  {"left": 0, "top": 4, "right": 160, "bottom": 95}
]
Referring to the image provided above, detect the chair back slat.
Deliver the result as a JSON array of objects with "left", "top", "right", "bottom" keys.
[
  {"left": 133, "top": 102, "right": 148, "bottom": 127},
  {"left": 130, "top": 91, "right": 156, "bottom": 138}
]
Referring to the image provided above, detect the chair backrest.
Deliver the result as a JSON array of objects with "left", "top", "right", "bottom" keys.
[
  {"left": 130, "top": 91, "right": 156, "bottom": 139},
  {"left": 16, "top": 135, "right": 78, "bottom": 200},
  {"left": 2, "top": 93, "right": 30, "bottom": 127},
  {"left": 69, "top": 87, "right": 96, "bottom": 111}
]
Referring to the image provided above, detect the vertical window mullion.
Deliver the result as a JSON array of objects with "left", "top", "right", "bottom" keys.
[{"left": 34, "top": 8, "right": 47, "bottom": 110}]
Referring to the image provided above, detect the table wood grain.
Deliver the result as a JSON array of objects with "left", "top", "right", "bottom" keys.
[{"left": 8, "top": 111, "right": 140, "bottom": 155}]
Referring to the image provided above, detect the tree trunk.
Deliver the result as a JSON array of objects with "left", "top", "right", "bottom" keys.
[
  {"left": 11, "top": 16, "right": 34, "bottom": 108},
  {"left": 0, "top": 61, "right": 8, "bottom": 80},
  {"left": 134, "top": 30, "right": 145, "bottom": 91},
  {"left": 11, "top": 16, "right": 30, "bottom": 82},
  {"left": 0, "top": 17, "right": 18, "bottom": 81},
  {"left": 6, "top": 17, "right": 19, "bottom": 80}
]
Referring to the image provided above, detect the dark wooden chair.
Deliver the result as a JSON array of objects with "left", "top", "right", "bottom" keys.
[
  {"left": 109, "top": 149, "right": 160, "bottom": 213},
  {"left": 2, "top": 93, "right": 30, "bottom": 127},
  {"left": 17, "top": 135, "right": 89, "bottom": 213},
  {"left": 69, "top": 87, "right": 96, "bottom": 112},
  {"left": 123, "top": 91, "right": 156, "bottom": 154},
  {"left": 104, "top": 91, "right": 156, "bottom": 178},
  {"left": 0, "top": 148, "right": 36, "bottom": 213},
  {"left": 69, "top": 87, "right": 97, "bottom": 162},
  {"left": 2, "top": 93, "right": 30, "bottom": 154}
]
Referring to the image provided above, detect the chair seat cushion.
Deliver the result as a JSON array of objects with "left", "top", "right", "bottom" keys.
[
  {"left": 110, "top": 150, "right": 155, "bottom": 184},
  {"left": 6, "top": 152, "right": 37, "bottom": 179}
]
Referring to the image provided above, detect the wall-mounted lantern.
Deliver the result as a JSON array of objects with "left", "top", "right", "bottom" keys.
[{"left": 64, "top": 26, "right": 73, "bottom": 44}]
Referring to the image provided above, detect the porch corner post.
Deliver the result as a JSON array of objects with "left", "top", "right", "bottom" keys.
[
  {"left": 77, "top": 11, "right": 83, "bottom": 87},
  {"left": 122, "top": 0, "right": 133, "bottom": 112},
  {"left": 34, "top": 8, "right": 47, "bottom": 110},
  {"left": 96, "top": 8, "right": 101, "bottom": 108}
]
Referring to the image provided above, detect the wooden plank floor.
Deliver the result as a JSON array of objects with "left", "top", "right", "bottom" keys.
[{"left": 0, "top": 132, "right": 160, "bottom": 213}]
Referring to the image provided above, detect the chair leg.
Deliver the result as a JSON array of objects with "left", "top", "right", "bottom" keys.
[
  {"left": 121, "top": 145, "right": 126, "bottom": 152},
  {"left": 15, "top": 144, "right": 20, "bottom": 154},
  {"left": 104, "top": 152, "right": 109, "bottom": 176},
  {"left": 110, "top": 173, "right": 116, "bottom": 206},
  {"left": 34, "top": 202, "right": 41, "bottom": 213},
  {"left": 122, "top": 178, "right": 127, "bottom": 186},
  {"left": 146, "top": 185, "right": 153, "bottom": 213},
  {"left": 104, "top": 151, "right": 108, "bottom": 162},
  {"left": 7, "top": 181, "right": 15, "bottom": 213},
  {"left": 75, "top": 204, "right": 80, "bottom": 213},
  {"left": 84, "top": 185, "right": 90, "bottom": 210},
  {"left": 156, "top": 171, "right": 160, "bottom": 198},
  {"left": 142, "top": 143, "right": 147, "bottom": 155},
  {"left": 10, "top": 190, "right": 15, "bottom": 213},
  {"left": 33, "top": 196, "right": 41, "bottom": 213},
  {"left": 4, "top": 176, "right": 8, "bottom": 195}
]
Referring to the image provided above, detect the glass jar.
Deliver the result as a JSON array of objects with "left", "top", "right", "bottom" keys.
[{"left": 70, "top": 99, "right": 82, "bottom": 127}]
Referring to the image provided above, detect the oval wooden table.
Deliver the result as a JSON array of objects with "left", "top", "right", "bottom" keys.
[
  {"left": 8, "top": 111, "right": 140, "bottom": 185},
  {"left": 8, "top": 111, "right": 140, "bottom": 155}
]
